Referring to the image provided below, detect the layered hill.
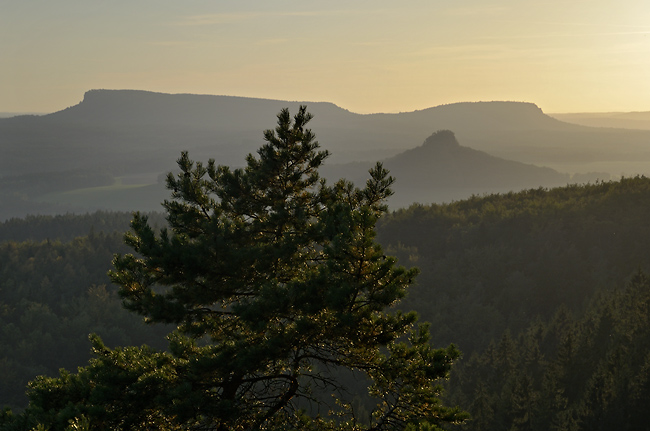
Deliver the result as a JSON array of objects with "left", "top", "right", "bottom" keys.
[
  {"left": 323, "top": 130, "right": 572, "bottom": 207},
  {"left": 2, "top": 89, "right": 649, "bottom": 218},
  {"left": 551, "top": 111, "right": 650, "bottom": 130},
  {"left": 3, "top": 89, "right": 650, "bottom": 176}
]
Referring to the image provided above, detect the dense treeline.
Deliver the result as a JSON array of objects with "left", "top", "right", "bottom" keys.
[
  {"left": 378, "top": 176, "right": 650, "bottom": 353},
  {"left": 2, "top": 177, "right": 650, "bottom": 427},
  {"left": 0, "top": 211, "right": 166, "bottom": 243},
  {"left": 0, "top": 231, "right": 169, "bottom": 410},
  {"left": 447, "top": 271, "right": 650, "bottom": 430}
]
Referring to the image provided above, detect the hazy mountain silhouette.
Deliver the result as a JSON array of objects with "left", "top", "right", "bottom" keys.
[
  {"left": 3, "top": 89, "right": 650, "bottom": 177},
  {"left": 550, "top": 111, "right": 650, "bottom": 131},
  {"left": 323, "top": 130, "right": 572, "bottom": 207},
  {"left": 2, "top": 89, "right": 649, "bottom": 218}
]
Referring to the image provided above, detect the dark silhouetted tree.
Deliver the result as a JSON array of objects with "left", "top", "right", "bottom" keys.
[{"left": 14, "top": 107, "right": 464, "bottom": 431}]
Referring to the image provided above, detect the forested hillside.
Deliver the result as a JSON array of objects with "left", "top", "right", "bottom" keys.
[
  {"left": 446, "top": 272, "right": 650, "bottom": 430},
  {"left": 2, "top": 177, "right": 650, "bottom": 429},
  {"left": 0, "top": 212, "right": 165, "bottom": 243},
  {"left": 0, "top": 214, "right": 170, "bottom": 411},
  {"left": 374, "top": 176, "right": 650, "bottom": 429},
  {"left": 378, "top": 176, "right": 650, "bottom": 353}
]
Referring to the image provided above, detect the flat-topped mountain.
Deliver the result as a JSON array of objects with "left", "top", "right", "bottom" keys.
[
  {"left": 46, "top": 90, "right": 351, "bottom": 129},
  {"left": 1, "top": 89, "right": 649, "bottom": 219},
  {"left": 47, "top": 90, "right": 558, "bottom": 131},
  {"left": 4, "top": 90, "right": 650, "bottom": 178},
  {"left": 3, "top": 89, "right": 649, "bottom": 177}
]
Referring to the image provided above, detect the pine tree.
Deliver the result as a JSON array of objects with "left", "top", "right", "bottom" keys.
[{"left": 18, "top": 107, "right": 464, "bottom": 431}]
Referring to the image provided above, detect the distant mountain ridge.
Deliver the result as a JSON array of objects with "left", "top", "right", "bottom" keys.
[
  {"left": 1, "top": 89, "right": 649, "bottom": 218},
  {"left": 550, "top": 111, "right": 650, "bottom": 130},
  {"left": 3, "top": 89, "right": 649, "bottom": 175},
  {"left": 50, "top": 90, "right": 565, "bottom": 132},
  {"left": 46, "top": 89, "right": 349, "bottom": 128}
]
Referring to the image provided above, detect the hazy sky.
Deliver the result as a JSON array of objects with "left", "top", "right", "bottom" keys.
[{"left": 3, "top": 0, "right": 650, "bottom": 114}]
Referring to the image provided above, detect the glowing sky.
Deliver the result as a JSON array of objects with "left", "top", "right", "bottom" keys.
[{"left": 2, "top": 0, "right": 650, "bottom": 114}]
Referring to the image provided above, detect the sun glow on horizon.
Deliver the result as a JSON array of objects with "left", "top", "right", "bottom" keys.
[{"left": 2, "top": 1, "right": 650, "bottom": 114}]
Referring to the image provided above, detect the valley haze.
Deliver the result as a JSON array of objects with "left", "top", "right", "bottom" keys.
[{"left": 1, "top": 89, "right": 650, "bottom": 220}]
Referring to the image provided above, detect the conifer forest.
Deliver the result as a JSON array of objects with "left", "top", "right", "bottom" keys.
[{"left": 2, "top": 107, "right": 650, "bottom": 430}]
